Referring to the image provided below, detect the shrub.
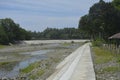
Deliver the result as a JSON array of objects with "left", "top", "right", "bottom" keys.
[{"left": 92, "top": 39, "right": 104, "bottom": 47}]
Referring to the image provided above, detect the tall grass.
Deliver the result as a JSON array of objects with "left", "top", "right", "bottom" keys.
[{"left": 93, "top": 47, "right": 114, "bottom": 64}]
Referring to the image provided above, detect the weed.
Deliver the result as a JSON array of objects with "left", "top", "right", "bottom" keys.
[
  {"left": 0, "top": 62, "right": 9, "bottom": 66},
  {"left": 20, "top": 62, "right": 40, "bottom": 73},
  {"left": 93, "top": 47, "right": 114, "bottom": 64},
  {"left": 0, "top": 45, "right": 6, "bottom": 49},
  {"left": 98, "top": 67, "right": 119, "bottom": 74}
]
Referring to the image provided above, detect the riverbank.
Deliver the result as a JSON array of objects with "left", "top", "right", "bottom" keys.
[
  {"left": 19, "top": 43, "right": 83, "bottom": 80},
  {"left": 0, "top": 42, "right": 83, "bottom": 79},
  {"left": 0, "top": 43, "right": 60, "bottom": 62}
]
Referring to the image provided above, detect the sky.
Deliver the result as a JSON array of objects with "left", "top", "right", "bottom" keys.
[{"left": 0, "top": 0, "right": 112, "bottom": 32}]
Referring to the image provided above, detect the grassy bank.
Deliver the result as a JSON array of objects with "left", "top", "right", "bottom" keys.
[
  {"left": 0, "top": 42, "right": 83, "bottom": 79},
  {"left": 0, "top": 62, "right": 10, "bottom": 66},
  {"left": 93, "top": 47, "right": 114, "bottom": 64},
  {"left": 92, "top": 47, "right": 120, "bottom": 80},
  {"left": 20, "top": 58, "right": 60, "bottom": 80},
  {"left": 0, "top": 45, "right": 6, "bottom": 49},
  {"left": 20, "top": 62, "right": 39, "bottom": 73}
]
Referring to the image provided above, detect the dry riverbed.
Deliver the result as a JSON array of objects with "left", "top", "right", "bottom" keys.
[{"left": 0, "top": 42, "right": 83, "bottom": 80}]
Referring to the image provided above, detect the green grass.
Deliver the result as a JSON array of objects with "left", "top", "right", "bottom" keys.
[
  {"left": 37, "top": 69, "right": 45, "bottom": 76},
  {"left": 30, "top": 75, "right": 36, "bottom": 80},
  {"left": 93, "top": 47, "right": 120, "bottom": 78},
  {"left": 0, "top": 62, "right": 9, "bottom": 66},
  {"left": 62, "top": 42, "right": 84, "bottom": 47},
  {"left": 98, "top": 66, "right": 119, "bottom": 74},
  {"left": 93, "top": 47, "right": 114, "bottom": 64},
  {"left": 20, "top": 62, "right": 40, "bottom": 73},
  {"left": 0, "top": 45, "right": 6, "bottom": 49},
  {"left": 20, "top": 64, "right": 34, "bottom": 73},
  {"left": 30, "top": 69, "right": 45, "bottom": 79},
  {"left": 62, "top": 43, "right": 71, "bottom": 46},
  {"left": 20, "top": 61, "right": 46, "bottom": 79}
]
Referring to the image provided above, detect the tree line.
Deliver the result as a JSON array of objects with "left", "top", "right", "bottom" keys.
[
  {"left": 79, "top": 0, "right": 120, "bottom": 40},
  {"left": 0, "top": 18, "right": 87, "bottom": 45},
  {"left": 0, "top": 18, "right": 31, "bottom": 45},
  {"left": 31, "top": 28, "right": 88, "bottom": 40}
]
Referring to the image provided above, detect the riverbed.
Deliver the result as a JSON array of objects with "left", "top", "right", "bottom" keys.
[{"left": 0, "top": 42, "right": 83, "bottom": 79}]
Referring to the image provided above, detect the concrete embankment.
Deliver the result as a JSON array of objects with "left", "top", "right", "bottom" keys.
[{"left": 47, "top": 43, "right": 96, "bottom": 80}]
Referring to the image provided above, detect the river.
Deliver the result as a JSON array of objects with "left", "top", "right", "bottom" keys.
[{"left": 0, "top": 49, "right": 53, "bottom": 78}]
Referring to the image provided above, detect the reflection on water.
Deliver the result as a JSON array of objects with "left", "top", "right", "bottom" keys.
[{"left": 0, "top": 50, "right": 52, "bottom": 78}]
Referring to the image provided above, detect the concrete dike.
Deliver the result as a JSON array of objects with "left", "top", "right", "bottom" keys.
[{"left": 47, "top": 43, "right": 96, "bottom": 80}]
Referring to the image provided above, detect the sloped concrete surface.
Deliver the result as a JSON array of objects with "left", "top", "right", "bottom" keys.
[{"left": 47, "top": 43, "right": 96, "bottom": 80}]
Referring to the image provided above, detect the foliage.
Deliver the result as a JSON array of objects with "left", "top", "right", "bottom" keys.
[
  {"left": 0, "top": 25, "right": 8, "bottom": 44},
  {"left": 31, "top": 28, "right": 88, "bottom": 40},
  {"left": 112, "top": 0, "right": 120, "bottom": 10},
  {"left": 0, "top": 18, "right": 31, "bottom": 44},
  {"left": 79, "top": 0, "right": 120, "bottom": 40},
  {"left": 92, "top": 38, "right": 105, "bottom": 46}
]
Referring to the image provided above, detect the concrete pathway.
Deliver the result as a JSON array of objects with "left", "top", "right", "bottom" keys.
[{"left": 46, "top": 43, "right": 96, "bottom": 80}]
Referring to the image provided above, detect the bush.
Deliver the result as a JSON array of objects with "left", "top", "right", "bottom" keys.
[
  {"left": 71, "top": 41, "right": 74, "bottom": 44},
  {"left": 92, "top": 39, "right": 104, "bottom": 46}
]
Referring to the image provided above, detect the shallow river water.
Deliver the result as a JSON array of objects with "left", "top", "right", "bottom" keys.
[{"left": 0, "top": 50, "right": 52, "bottom": 78}]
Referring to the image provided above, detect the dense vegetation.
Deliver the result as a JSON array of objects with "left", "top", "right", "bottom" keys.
[
  {"left": 87, "top": 1, "right": 120, "bottom": 79},
  {"left": 79, "top": 0, "right": 120, "bottom": 40},
  {"left": 0, "top": 18, "right": 86, "bottom": 45},
  {"left": 112, "top": 0, "right": 120, "bottom": 10},
  {"left": 0, "top": 18, "right": 31, "bottom": 45},
  {"left": 31, "top": 28, "right": 88, "bottom": 40}
]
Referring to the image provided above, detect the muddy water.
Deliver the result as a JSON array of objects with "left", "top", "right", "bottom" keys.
[{"left": 0, "top": 50, "right": 52, "bottom": 78}]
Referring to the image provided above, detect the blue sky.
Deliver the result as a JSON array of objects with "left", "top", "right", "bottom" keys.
[{"left": 0, "top": 0, "right": 112, "bottom": 32}]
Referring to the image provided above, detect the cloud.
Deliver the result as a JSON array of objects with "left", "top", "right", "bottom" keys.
[{"left": 0, "top": 0, "right": 112, "bottom": 31}]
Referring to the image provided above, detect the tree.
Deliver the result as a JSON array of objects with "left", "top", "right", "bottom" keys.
[
  {"left": 31, "top": 28, "right": 85, "bottom": 40},
  {"left": 79, "top": 0, "right": 120, "bottom": 40},
  {"left": 0, "top": 26, "right": 8, "bottom": 44},
  {"left": 112, "top": 0, "right": 120, "bottom": 10},
  {"left": 0, "top": 18, "right": 31, "bottom": 44}
]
